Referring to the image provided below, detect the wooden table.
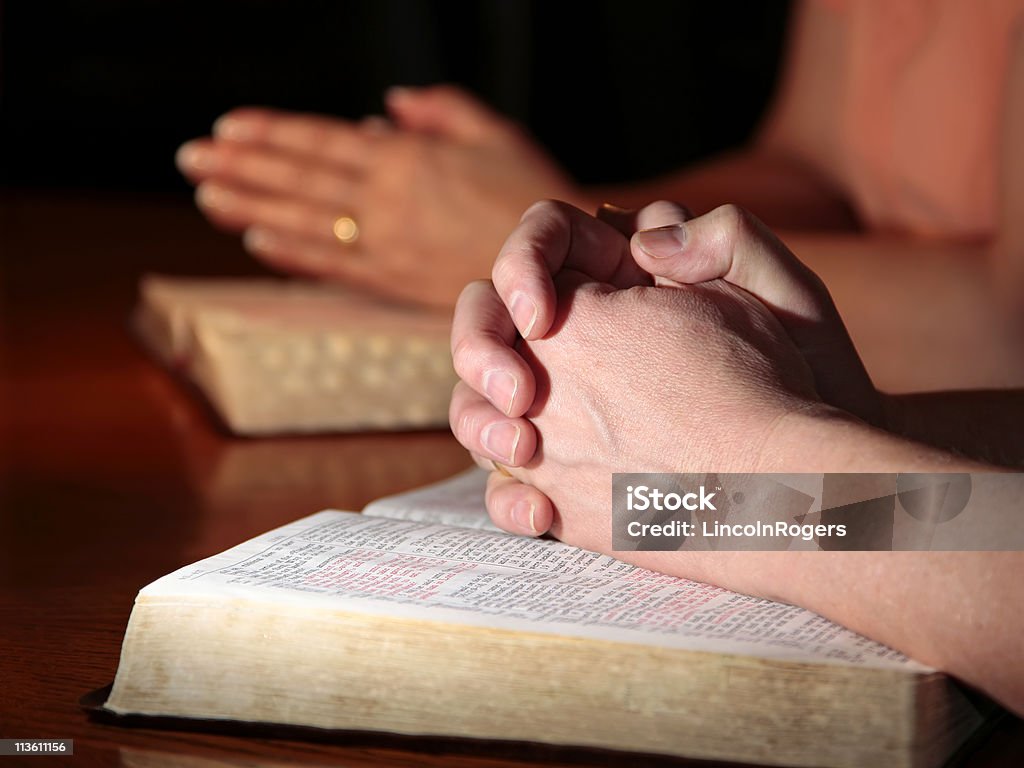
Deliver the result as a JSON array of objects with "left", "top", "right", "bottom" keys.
[{"left": 2, "top": 193, "right": 1022, "bottom": 766}]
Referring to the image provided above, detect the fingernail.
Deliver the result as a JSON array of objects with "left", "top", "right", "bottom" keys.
[
  {"left": 481, "top": 422, "right": 521, "bottom": 465},
  {"left": 175, "top": 142, "right": 216, "bottom": 173},
  {"left": 243, "top": 228, "right": 275, "bottom": 252},
  {"left": 483, "top": 370, "right": 518, "bottom": 416},
  {"left": 511, "top": 499, "right": 537, "bottom": 534},
  {"left": 599, "top": 202, "right": 631, "bottom": 214},
  {"left": 196, "top": 183, "right": 235, "bottom": 211},
  {"left": 510, "top": 291, "right": 538, "bottom": 338},
  {"left": 213, "top": 115, "right": 253, "bottom": 142},
  {"left": 635, "top": 224, "right": 687, "bottom": 258}
]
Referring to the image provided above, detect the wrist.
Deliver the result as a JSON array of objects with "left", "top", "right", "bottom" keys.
[
  {"left": 757, "top": 401, "right": 987, "bottom": 472},
  {"left": 754, "top": 402, "right": 856, "bottom": 472}
]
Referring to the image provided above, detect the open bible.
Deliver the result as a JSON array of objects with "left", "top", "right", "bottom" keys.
[{"left": 99, "top": 470, "right": 994, "bottom": 767}]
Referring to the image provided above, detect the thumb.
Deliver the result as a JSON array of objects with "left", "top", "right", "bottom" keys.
[
  {"left": 632, "top": 203, "right": 882, "bottom": 425},
  {"left": 385, "top": 84, "right": 510, "bottom": 144},
  {"left": 632, "top": 204, "right": 826, "bottom": 319}
]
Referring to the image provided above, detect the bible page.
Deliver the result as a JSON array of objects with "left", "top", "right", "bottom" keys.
[
  {"left": 362, "top": 467, "right": 499, "bottom": 530},
  {"left": 140, "top": 510, "right": 927, "bottom": 671}
]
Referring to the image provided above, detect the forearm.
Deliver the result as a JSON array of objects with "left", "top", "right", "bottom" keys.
[
  {"left": 785, "top": 550, "right": 1023, "bottom": 715},
  {"left": 770, "top": 411, "right": 1019, "bottom": 711},
  {"left": 586, "top": 149, "right": 860, "bottom": 232},
  {"left": 759, "top": 406, "right": 995, "bottom": 473},
  {"left": 625, "top": 410, "right": 1023, "bottom": 714}
]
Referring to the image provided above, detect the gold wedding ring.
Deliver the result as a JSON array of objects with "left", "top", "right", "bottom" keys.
[
  {"left": 332, "top": 215, "right": 360, "bottom": 245},
  {"left": 491, "top": 460, "right": 513, "bottom": 478}
]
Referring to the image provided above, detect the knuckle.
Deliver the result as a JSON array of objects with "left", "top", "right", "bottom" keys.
[
  {"left": 491, "top": 251, "right": 525, "bottom": 288},
  {"left": 452, "top": 280, "right": 481, "bottom": 315},
  {"left": 702, "top": 206, "right": 754, "bottom": 274},
  {"left": 454, "top": 409, "right": 481, "bottom": 446},
  {"left": 447, "top": 388, "right": 464, "bottom": 437},
  {"left": 450, "top": 337, "right": 481, "bottom": 380},
  {"left": 521, "top": 198, "right": 568, "bottom": 223},
  {"left": 482, "top": 484, "right": 505, "bottom": 524},
  {"left": 322, "top": 123, "right": 357, "bottom": 156},
  {"left": 283, "top": 161, "right": 310, "bottom": 191},
  {"left": 390, "top": 135, "right": 425, "bottom": 166},
  {"left": 716, "top": 203, "right": 755, "bottom": 240},
  {"left": 448, "top": 385, "right": 474, "bottom": 439}
]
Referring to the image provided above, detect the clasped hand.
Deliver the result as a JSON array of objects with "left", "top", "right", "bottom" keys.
[
  {"left": 449, "top": 200, "right": 884, "bottom": 554},
  {"left": 177, "top": 86, "right": 581, "bottom": 308}
]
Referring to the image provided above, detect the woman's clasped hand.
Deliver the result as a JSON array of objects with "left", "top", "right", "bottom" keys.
[{"left": 176, "top": 85, "right": 586, "bottom": 308}]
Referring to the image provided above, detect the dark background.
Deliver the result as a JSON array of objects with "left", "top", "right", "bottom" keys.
[{"left": 0, "top": 0, "right": 792, "bottom": 195}]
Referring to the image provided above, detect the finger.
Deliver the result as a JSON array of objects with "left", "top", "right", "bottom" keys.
[
  {"left": 634, "top": 200, "right": 696, "bottom": 231},
  {"left": 449, "top": 381, "right": 537, "bottom": 467},
  {"left": 240, "top": 223, "right": 422, "bottom": 291},
  {"left": 632, "top": 203, "right": 879, "bottom": 421},
  {"left": 599, "top": 201, "right": 696, "bottom": 288},
  {"left": 385, "top": 84, "right": 511, "bottom": 144},
  {"left": 360, "top": 115, "right": 393, "bottom": 136},
  {"left": 492, "top": 199, "right": 649, "bottom": 340},
  {"left": 485, "top": 471, "right": 554, "bottom": 536},
  {"left": 196, "top": 180, "right": 450, "bottom": 304},
  {"left": 595, "top": 203, "right": 635, "bottom": 238},
  {"left": 182, "top": 141, "right": 360, "bottom": 211},
  {"left": 175, "top": 138, "right": 218, "bottom": 182},
  {"left": 468, "top": 451, "right": 496, "bottom": 473},
  {"left": 213, "top": 108, "right": 374, "bottom": 172},
  {"left": 196, "top": 182, "right": 348, "bottom": 242},
  {"left": 451, "top": 281, "right": 536, "bottom": 418},
  {"left": 241, "top": 225, "right": 452, "bottom": 307},
  {"left": 596, "top": 200, "right": 695, "bottom": 239},
  {"left": 631, "top": 203, "right": 826, "bottom": 317}
]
